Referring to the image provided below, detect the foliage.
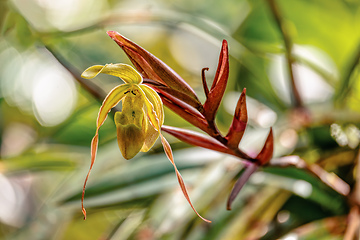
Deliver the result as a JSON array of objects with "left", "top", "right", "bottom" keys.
[{"left": 0, "top": 0, "right": 359, "bottom": 239}]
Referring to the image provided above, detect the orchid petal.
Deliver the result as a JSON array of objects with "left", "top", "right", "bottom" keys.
[
  {"left": 137, "top": 85, "right": 162, "bottom": 132},
  {"left": 138, "top": 85, "right": 210, "bottom": 222},
  {"left": 115, "top": 90, "right": 147, "bottom": 159},
  {"left": 160, "top": 134, "right": 211, "bottom": 223},
  {"left": 116, "top": 118, "right": 146, "bottom": 159},
  {"left": 81, "top": 63, "right": 142, "bottom": 84},
  {"left": 140, "top": 84, "right": 164, "bottom": 125},
  {"left": 139, "top": 116, "right": 158, "bottom": 153},
  {"left": 82, "top": 83, "right": 130, "bottom": 219},
  {"left": 139, "top": 84, "right": 164, "bottom": 152},
  {"left": 96, "top": 84, "right": 132, "bottom": 129}
]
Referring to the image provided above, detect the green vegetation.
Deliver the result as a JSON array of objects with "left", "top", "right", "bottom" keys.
[{"left": 0, "top": 0, "right": 359, "bottom": 239}]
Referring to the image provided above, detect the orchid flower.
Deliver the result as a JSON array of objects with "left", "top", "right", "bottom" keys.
[{"left": 81, "top": 63, "right": 210, "bottom": 223}]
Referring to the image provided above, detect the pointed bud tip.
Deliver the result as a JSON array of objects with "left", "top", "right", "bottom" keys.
[
  {"left": 268, "top": 127, "right": 273, "bottom": 138},
  {"left": 107, "top": 30, "right": 117, "bottom": 37},
  {"left": 107, "top": 31, "right": 125, "bottom": 46},
  {"left": 256, "top": 127, "right": 274, "bottom": 165},
  {"left": 222, "top": 39, "right": 228, "bottom": 47}
]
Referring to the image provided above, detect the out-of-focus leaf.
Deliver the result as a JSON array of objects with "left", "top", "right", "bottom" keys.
[
  {"left": 3, "top": 11, "right": 36, "bottom": 49},
  {"left": 62, "top": 150, "right": 210, "bottom": 200},
  {"left": 234, "top": 0, "right": 281, "bottom": 53},
  {"left": 53, "top": 102, "right": 115, "bottom": 146},
  {"left": 232, "top": 52, "right": 287, "bottom": 111},
  {"left": 2, "top": 149, "right": 76, "bottom": 173},
  {"left": 221, "top": 188, "right": 290, "bottom": 240},
  {"left": 278, "top": 0, "right": 360, "bottom": 70},
  {"left": 280, "top": 216, "right": 346, "bottom": 240},
  {"left": 1, "top": 9, "right": 15, "bottom": 35},
  {"left": 308, "top": 125, "right": 338, "bottom": 150},
  {"left": 262, "top": 167, "right": 348, "bottom": 215}
]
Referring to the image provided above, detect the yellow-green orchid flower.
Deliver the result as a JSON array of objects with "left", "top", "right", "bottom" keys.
[{"left": 81, "top": 63, "right": 210, "bottom": 223}]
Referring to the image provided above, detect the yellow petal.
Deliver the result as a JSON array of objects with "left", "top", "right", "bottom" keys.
[
  {"left": 140, "top": 119, "right": 159, "bottom": 152},
  {"left": 96, "top": 84, "right": 132, "bottom": 129},
  {"left": 138, "top": 85, "right": 211, "bottom": 222},
  {"left": 81, "top": 63, "right": 143, "bottom": 84},
  {"left": 115, "top": 91, "right": 147, "bottom": 159},
  {"left": 140, "top": 84, "right": 164, "bottom": 124},
  {"left": 82, "top": 83, "right": 130, "bottom": 219},
  {"left": 115, "top": 112, "right": 146, "bottom": 159},
  {"left": 136, "top": 85, "right": 162, "bottom": 131},
  {"left": 138, "top": 85, "right": 164, "bottom": 152}
]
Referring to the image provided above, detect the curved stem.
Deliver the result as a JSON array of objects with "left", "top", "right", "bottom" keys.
[{"left": 267, "top": 0, "right": 303, "bottom": 108}]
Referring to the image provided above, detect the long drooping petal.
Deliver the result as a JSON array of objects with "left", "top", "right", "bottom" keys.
[
  {"left": 81, "top": 63, "right": 143, "bottom": 84},
  {"left": 139, "top": 86, "right": 211, "bottom": 222},
  {"left": 160, "top": 134, "right": 211, "bottom": 223},
  {"left": 82, "top": 84, "right": 130, "bottom": 219}
]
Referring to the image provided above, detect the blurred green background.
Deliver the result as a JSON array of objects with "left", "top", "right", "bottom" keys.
[{"left": 0, "top": 0, "right": 359, "bottom": 239}]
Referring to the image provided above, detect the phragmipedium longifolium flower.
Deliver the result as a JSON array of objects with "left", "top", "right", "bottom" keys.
[{"left": 81, "top": 63, "right": 210, "bottom": 223}]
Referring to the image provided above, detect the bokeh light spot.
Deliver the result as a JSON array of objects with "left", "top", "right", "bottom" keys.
[{"left": 32, "top": 68, "right": 77, "bottom": 127}]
